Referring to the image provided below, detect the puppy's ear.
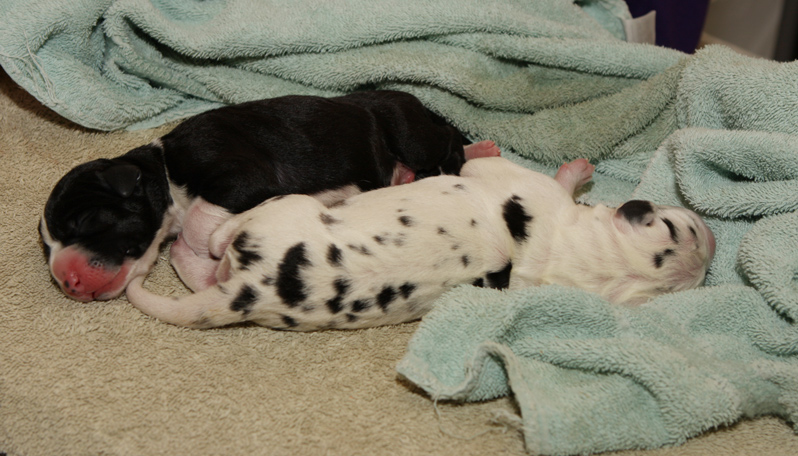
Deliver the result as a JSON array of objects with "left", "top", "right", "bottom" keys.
[{"left": 96, "top": 163, "right": 142, "bottom": 197}]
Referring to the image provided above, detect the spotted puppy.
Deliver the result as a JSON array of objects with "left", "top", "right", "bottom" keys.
[{"left": 127, "top": 157, "right": 715, "bottom": 330}]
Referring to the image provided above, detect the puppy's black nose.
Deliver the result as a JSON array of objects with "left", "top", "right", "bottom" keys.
[{"left": 617, "top": 200, "right": 655, "bottom": 225}]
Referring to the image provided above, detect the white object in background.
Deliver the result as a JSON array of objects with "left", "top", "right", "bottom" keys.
[{"left": 623, "top": 10, "right": 657, "bottom": 44}]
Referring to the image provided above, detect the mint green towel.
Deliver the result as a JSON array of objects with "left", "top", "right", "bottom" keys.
[
  {"left": 0, "top": 0, "right": 678, "bottom": 132},
  {"left": 399, "top": 47, "right": 798, "bottom": 454}
]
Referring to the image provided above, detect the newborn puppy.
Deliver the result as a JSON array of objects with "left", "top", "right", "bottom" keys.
[
  {"left": 38, "top": 90, "right": 499, "bottom": 301},
  {"left": 127, "top": 157, "right": 716, "bottom": 330}
]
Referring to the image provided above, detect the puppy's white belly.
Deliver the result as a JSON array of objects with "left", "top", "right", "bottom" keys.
[{"left": 229, "top": 181, "right": 513, "bottom": 329}]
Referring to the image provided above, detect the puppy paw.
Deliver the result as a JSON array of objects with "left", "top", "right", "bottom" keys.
[
  {"left": 554, "top": 158, "right": 595, "bottom": 194},
  {"left": 464, "top": 140, "right": 501, "bottom": 160}
]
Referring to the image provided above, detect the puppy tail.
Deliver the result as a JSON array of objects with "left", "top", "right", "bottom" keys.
[{"left": 126, "top": 276, "right": 245, "bottom": 329}]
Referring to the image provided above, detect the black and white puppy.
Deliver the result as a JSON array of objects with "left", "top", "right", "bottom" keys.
[
  {"left": 126, "top": 157, "right": 716, "bottom": 331},
  {"left": 39, "top": 90, "right": 499, "bottom": 301}
]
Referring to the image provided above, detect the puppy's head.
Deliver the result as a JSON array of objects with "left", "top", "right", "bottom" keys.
[
  {"left": 40, "top": 148, "right": 171, "bottom": 301},
  {"left": 605, "top": 200, "right": 715, "bottom": 304}
]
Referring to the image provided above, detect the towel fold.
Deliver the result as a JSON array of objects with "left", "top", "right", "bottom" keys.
[{"left": 398, "top": 284, "right": 798, "bottom": 456}]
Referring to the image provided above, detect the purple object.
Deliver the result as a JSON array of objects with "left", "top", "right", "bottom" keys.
[{"left": 624, "top": 0, "right": 710, "bottom": 53}]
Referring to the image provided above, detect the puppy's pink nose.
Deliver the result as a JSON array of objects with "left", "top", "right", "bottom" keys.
[{"left": 60, "top": 270, "right": 93, "bottom": 301}]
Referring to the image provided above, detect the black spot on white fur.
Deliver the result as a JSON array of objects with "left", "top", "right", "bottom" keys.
[
  {"left": 503, "top": 195, "right": 532, "bottom": 243},
  {"left": 327, "top": 244, "right": 343, "bottom": 267},
  {"left": 281, "top": 314, "right": 298, "bottom": 328},
  {"left": 230, "top": 285, "right": 258, "bottom": 316},
  {"left": 399, "top": 282, "right": 416, "bottom": 299},
  {"left": 461, "top": 255, "right": 470, "bottom": 267},
  {"left": 320, "top": 213, "right": 340, "bottom": 225},
  {"left": 232, "top": 231, "right": 262, "bottom": 269},
  {"left": 663, "top": 218, "right": 678, "bottom": 242},
  {"left": 351, "top": 299, "right": 371, "bottom": 312},
  {"left": 486, "top": 262, "right": 512, "bottom": 289},
  {"left": 326, "top": 278, "right": 350, "bottom": 314},
  {"left": 398, "top": 216, "right": 414, "bottom": 227},
  {"left": 277, "top": 243, "right": 311, "bottom": 307},
  {"left": 617, "top": 200, "right": 654, "bottom": 225},
  {"left": 654, "top": 249, "right": 676, "bottom": 269},
  {"left": 377, "top": 286, "right": 397, "bottom": 311},
  {"left": 348, "top": 244, "right": 372, "bottom": 255}
]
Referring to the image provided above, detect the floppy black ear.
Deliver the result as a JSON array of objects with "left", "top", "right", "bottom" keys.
[{"left": 96, "top": 163, "right": 142, "bottom": 197}]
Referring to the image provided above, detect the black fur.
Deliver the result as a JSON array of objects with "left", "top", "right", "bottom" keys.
[
  {"left": 327, "top": 244, "right": 343, "bottom": 267},
  {"left": 485, "top": 262, "right": 513, "bottom": 289},
  {"left": 399, "top": 282, "right": 416, "bottom": 299},
  {"left": 377, "top": 286, "right": 397, "bottom": 311},
  {"left": 663, "top": 218, "right": 678, "bottom": 242},
  {"left": 231, "top": 285, "right": 259, "bottom": 316},
  {"left": 502, "top": 195, "right": 533, "bottom": 243},
  {"left": 617, "top": 200, "right": 655, "bottom": 225},
  {"left": 325, "top": 278, "right": 350, "bottom": 314},
  {"left": 653, "top": 249, "right": 676, "bottom": 269},
  {"left": 43, "top": 90, "right": 466, "bottom": 273},
  {"left": 276, "top": 243, "right": 311, "bottom": 307},
  {"left": 232, "top": 231, "right": 262, "bottom": 269}
]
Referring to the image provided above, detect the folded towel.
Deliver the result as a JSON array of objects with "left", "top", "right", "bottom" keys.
[
  {"left": 0, "top": 0, "right": 681, "bottom": 133},
  {"left": 398, "top": 284, "right": 798, "bottom": 456},
  {"left": 400, "top": 46, "right": 798, "bottom": 456}
]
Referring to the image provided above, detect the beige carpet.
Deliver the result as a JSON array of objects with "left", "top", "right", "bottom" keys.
[{"left": 1, "top": 69, "right": 797, "bottom": 456}]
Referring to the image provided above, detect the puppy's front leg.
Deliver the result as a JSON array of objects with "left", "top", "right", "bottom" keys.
[
  {"left": 554, "top": 158, "right": 595, "bottom": 195},
  {"left": 170, "top": 199, "right": 231, "bottom": 291}
]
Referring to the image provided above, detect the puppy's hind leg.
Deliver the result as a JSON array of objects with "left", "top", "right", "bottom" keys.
[
  {"left": 554, "top": 158, "right": 595, "bottom": 195},
  {"left": 463, "top": 140, "right": 501, "bottom": 160}
]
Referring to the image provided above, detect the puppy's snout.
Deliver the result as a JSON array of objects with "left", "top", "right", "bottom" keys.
[{"left": 616, "top": 200, "right": 656, "bottom": 225}]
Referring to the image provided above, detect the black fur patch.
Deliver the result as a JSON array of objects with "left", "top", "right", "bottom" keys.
[
  {"left": 437, "top": 227, "right": 448, "bottom": 235},
  {"left": 453, "top": 184, "right": 466, "bottom": 190},
  {"left": 470, "top": 219, "right": 478, "bottom": 227},
  {"left": 327, "top": 244, "right": 343, "bottom": 267},
  {"left": 232, "top": 231, "right": 263, "bottom": 269},
  {"left": 663, "top": 218, "right": 678, "bottom": 242},
  {"left": 326, "top": 278, "right": 350, "bottom": 314},
  {"left": 320, "top": 213, "right": 340, "bottom": 225},
  {"left": 277, "top": 242, "right": 311, "bottom": 307},
  {"left": 281, "top": 315, "right": 298, "bottom": 328},
  {"left": 346, "top": 313, "right": 358, "bottom": 323},
  {"left": 373, "top": 235, "right": 386, "bottom": 245},
  {"left": 654, "top": 249, "right": 676, "bottom": 268},
  {"left": 618, "top": 200, "right": 654, "bottom": 225},
  {"left": 503, "top": 195, "right": 533, "bottom": 243},
  {"left": 398, "top": 216, "right": 415, "bottom": 227},
  {"left": 351, "top": 299, "right": 371, "bottom": 313},
  {"left": 486, "top": 262, "right": 512, "bottom": 289},
  {"left": 399, "top": 282, "right": 416, "bottom": 299},
  {"left": 472, "top": 278, "right": 485, "bottom": 287},
  {"left": 230, "top": 285, "right": 258, "bottom": 316},
  {"left": 461, "top": 255, "right": 470, "bottom": 267},
  {"left": 348, "top": 244, "right": 372, "bottom": 255},
  {"left": 377, "top": 286, "right": 397, "bottom": 311}
]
